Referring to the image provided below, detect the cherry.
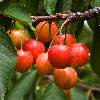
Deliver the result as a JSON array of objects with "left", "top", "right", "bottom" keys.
[
  {"left": 15, "top": 50, "right": 33, "bottom": 73},
  {"left": 35, "top": 21, "right": 58, "bottom": 43},
  {"left": 48, "top": 45, "right": 72, "bottom": 68},
  {"left": 7, "top": 30, "right": 26, "bottom": 48},
  {"left": 70, "top": 43, "right": 89, "bottom": 67},
  {"left": 36, "top": 53, "right": 54, "bottom": 75},
  {"left": 53, "top": 34, "right": 75, "bottom": 46},
  {"left": 23, "top": 39, "right": 45, "bottom": 64},
  {"left": 54, "top": 67, "right": 77, "bottom": 90}
]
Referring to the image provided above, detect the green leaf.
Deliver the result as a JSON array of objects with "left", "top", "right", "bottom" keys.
[
  {"left": 41, "top": 82, "right": 66, "bottom": 100},
  {"left": 66, "top": 21, "right": 84, "bottom": 38},
  {"left": 18, "top": 0, "right": 40, "bottom": 15},
  {"left": 0, "top": 27, "right": 16, "bottom": 99},
  {"left": 71, "top": 87, "right": 87, "bottom": 100},
  {"left": 77, "top": 20, "right": 93, "bottom": 46},
  {"left": 71, "top": 0, "right": 85, "bottom": 12},
  {"left": 94, "top": 0, "right": 100, "bottom": 7},
  {"left": 55, "top": 0, "right": 72, "bottom": 13},
  {"left": 5, "top": 70, "right": 37, "bottom": 100},
  {"left": 44, "top": 0, "right": 57, "bottom": 15},
  {"left": 0, "top": 1, "right": 34, "bottom": 30},
  {"left": 90, "top": 17, "right": 100, "bottom": 77}
]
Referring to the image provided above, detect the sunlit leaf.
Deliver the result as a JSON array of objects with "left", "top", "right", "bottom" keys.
[{"left": 44, "top": 0, "right": 57, "bottom": 14}]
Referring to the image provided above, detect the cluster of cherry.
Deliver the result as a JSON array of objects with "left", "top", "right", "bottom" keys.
[{"left": 8, "top": 21, "right": 89, "bottom": 90}]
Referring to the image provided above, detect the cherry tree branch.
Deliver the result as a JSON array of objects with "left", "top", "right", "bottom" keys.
[
  {"left": 77, "top": 83, "right": 100, "bottom": 93},
  {"left": 31, "top": 7, "right": 100, "bottom": 23}
]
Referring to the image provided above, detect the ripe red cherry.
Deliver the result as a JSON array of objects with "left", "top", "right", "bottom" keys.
[
  {"left": 23, "top": 39, "right": 45, "bottom": 64},
  {"left": 54, "top": 67, "right": 77, "bottom": 90},
  {"left": 15, "top": 50, "right": 33, "bottom": 73},
  {"left": 36, "top": 53, "right": 54, "bottom": 75},
  {"left": 70, "top": 43, "right": 89, "bottom": 67},
  {"left": 53, "top": 34, "right": 75, "bottom": 46},
  {"left": 35, "top": 21, "right": 58, "bottom": 43},
  {"left": 48, "top": 45, "right": 72, "bottom": 68}
]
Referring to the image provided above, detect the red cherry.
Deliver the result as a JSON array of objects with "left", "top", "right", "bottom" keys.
[
  {"left": 23, "top": 39, "right": 45, "bottom": 64},
  {"left": 71, "top": 43, "right": 89, "bottom": 67},
  {"left": 36, "top": 53, "right": 54, "bottom": 75},
  {"left": 48, "top": 45, "right": 72, "bottom": 68},
  {"left": 54, "top": 67, "right": 77, "bottom": 90},
  {"left": 53, "top": 34, "right": 75, "bottom": 46},
  {"left": 15, "top": 50, "right": 33, "bottom": 73},
  {"left": 35, "top": 21, "right": 58, "bottom": 43}
]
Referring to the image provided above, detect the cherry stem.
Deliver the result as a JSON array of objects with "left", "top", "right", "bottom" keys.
[
  {"left": 35, "top": 35, "right": 38, "bottom": 41},
  {"left": 35, "top": 21, "right": 47, "bottom": 41},
  {"left": 20, "top": 37, "right": 23, "bottom": 51},
  {"left": 8, "top": 20, "right": 15, "bottom": 35},
  {"left": 87, "top": 89, "right": 92, "bottom": 100},
  {"left": 59, "top": 19, "right": 70, "bottom": 45}
]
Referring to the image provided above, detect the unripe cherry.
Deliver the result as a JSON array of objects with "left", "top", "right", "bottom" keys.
[{"left": 7, "top": 30, "right": 26, "bottom": 48}]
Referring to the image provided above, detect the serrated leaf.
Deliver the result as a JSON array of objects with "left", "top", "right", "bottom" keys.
[
  {"left": 0, "top": 1, "right": 34, "bottom": 30},
  {"left": 41, "top": 82, "right": 66, "bottom": 100},
  {"left": 0, "top": 27, "right": 16, "bottom": 99},
  {"left": 44, "top": 0, "right": 57, "bottom": 15},
  {"left": 5, "top": 70, "right": 37, "bottom": 100},
  {"left": 71, "top": 87, "right": 87, "bottom": 100}
]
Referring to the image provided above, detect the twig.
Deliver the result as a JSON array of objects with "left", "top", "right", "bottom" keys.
[
  {"left": 76, "top": 83, "right": 100, "bottom": 93},
  {"left": 31, "top": 7, "right": 100, "bottom": 23}
]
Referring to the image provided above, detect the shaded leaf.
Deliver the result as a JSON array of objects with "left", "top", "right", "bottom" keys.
[
  {"left": 66, "top": 21, "right": 84, "bottom": 38},
  {"left": 71, "top": 0, "right": 85, "bottom": 12},
  {"left": 18, "top": 0, "right": 40, "bottom": 15},
  {"left": 37, "top": 0, "right": 47, "bottom": 15},
  {"left": 0, "top": 27, "right": 16, "bottom": 99},
  {"left": 75, "top": 21, "right": 84, "bottom": 38},
  {"left": 55, "top": 0, "right": 72, "bottom": 13},
  {"left": 0, "top": 15, "right": 12, "bottom": 31},
  {"left": 90, "top": 17, "right": 100, "bottom": 77},
  {"left": 5, "top": 70, "right": 37, "bottom": 100},
  {"left": 41, "top": 82, "right": 66, "bottom": 100},
  {"left": 44, "top": 0, "right": 57, "bottom": 15}
]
